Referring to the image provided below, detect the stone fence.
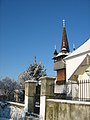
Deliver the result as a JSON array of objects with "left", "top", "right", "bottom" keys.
[
  {"left": 39, "top": 76, "right": 90, "bottom": 120},
  {"left": 0, "top": 101, "right": 25, "bottom": 119},
  {"left": 45, "top": 99, "right": 90, "bottom": 120}
]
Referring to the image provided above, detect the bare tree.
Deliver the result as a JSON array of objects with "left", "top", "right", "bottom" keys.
[{"left": 0, "top": 77, "right": 19, "bottom": 101}]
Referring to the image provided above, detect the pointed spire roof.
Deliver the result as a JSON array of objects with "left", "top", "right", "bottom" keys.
[
  {"left": 60, "top": 20, "right": 70, "bottom": 53},
  {"left": 54, "top": 45, "right": 58, "bottom": 57}
]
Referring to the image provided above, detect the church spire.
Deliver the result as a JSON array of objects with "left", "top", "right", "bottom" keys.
[
  {"left": 53, "top": 45, "right": 58, "bottom": 57},
  {"left": 60, "top": 20, "right": 70, "bottom": 53}
]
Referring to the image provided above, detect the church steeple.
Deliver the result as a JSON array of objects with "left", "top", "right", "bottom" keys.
[
  {"left": 60, "top": 20, "right": 70, "bottom": 53},
  {"left": 54, "top": 45, "right": 58, "bottom": 57},
  {"left": 53, "top": 20, "right": 70, "bottom": 85}
]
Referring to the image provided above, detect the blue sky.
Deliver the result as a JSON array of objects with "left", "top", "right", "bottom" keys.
[{"left": 0, "top": 0, "right": 90, "bottom": 80}]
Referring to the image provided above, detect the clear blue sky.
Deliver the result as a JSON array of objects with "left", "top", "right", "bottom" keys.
[{"left": 0, "top": 0, "right": 90, "bottom": 80}]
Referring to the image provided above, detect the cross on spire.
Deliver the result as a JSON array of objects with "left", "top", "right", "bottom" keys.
[{"left": 63, "top": 19, "right": 66, "bottom": 28}]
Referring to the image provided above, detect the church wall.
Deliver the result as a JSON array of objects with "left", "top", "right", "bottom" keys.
[{"left": 66, "top": 54, "right": 87, "bottom": 81}]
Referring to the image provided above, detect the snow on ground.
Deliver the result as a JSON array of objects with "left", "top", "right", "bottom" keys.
[{"left": 0, "top": 118, "right": 12, "bottom": 120}]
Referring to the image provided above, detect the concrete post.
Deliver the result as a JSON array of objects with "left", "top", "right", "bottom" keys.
[
  {"left": 14, "top": 90, "right": 19, "bottom": 102},
  {"left": 24, "top": 80, "right": 36, "bottom": 113},
  {"left": 39, "top": 76, "right": 55, "bottom": 120}
]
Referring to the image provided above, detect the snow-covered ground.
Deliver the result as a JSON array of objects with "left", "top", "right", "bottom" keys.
[
  {"left": 0, "top": 101, "right": 25, "bottom": 119},
  {"left": 0, "top": 118, "right": 12, "bottom": 120}
]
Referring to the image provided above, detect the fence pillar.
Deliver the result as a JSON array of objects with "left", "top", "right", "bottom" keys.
[
  {"left": 14, "top": 90, "right": 20, "bottom": 102},
  {"left": 24, "top": 80, "right": 36, "bottom": 113},
  {"left": 39, "top": 76, "right": 55, "bottom": 120}
]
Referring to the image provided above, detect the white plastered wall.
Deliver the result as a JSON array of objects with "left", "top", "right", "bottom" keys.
[
  {"left": 66, "top": 54, "right": 86, "bottom": 81},
  {"left": 66, "top": 53, "right": 90, "bottom": 100}
]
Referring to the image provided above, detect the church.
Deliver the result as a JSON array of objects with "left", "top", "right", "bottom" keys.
[{"left": 53, "top": 20, "right": 90, "bottom": 100}]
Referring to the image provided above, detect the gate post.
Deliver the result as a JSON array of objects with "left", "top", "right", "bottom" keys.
[
  {"left": 24, "top": 80, "right": 36, "bottom": 113},
  {"left": 39, "top": 76, "right": 55, "bottom": 120}
]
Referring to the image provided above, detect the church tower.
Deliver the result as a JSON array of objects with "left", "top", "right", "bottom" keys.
[{"left": 53, "top": 20, "right": 70, "bottom": 85}]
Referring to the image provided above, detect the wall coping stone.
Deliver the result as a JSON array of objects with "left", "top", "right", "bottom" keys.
[
  {"left": 25, "top": 80, "right": 37, "bottom": 83},
  {"left": 47, "top": 99, "right": 90, "bottom": 105},
  {"left": 6, "top": 101, "right": 25, "bottom": 107},
  {"left": 39, "top": 76, "right": 56, "bottom": 80}
]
